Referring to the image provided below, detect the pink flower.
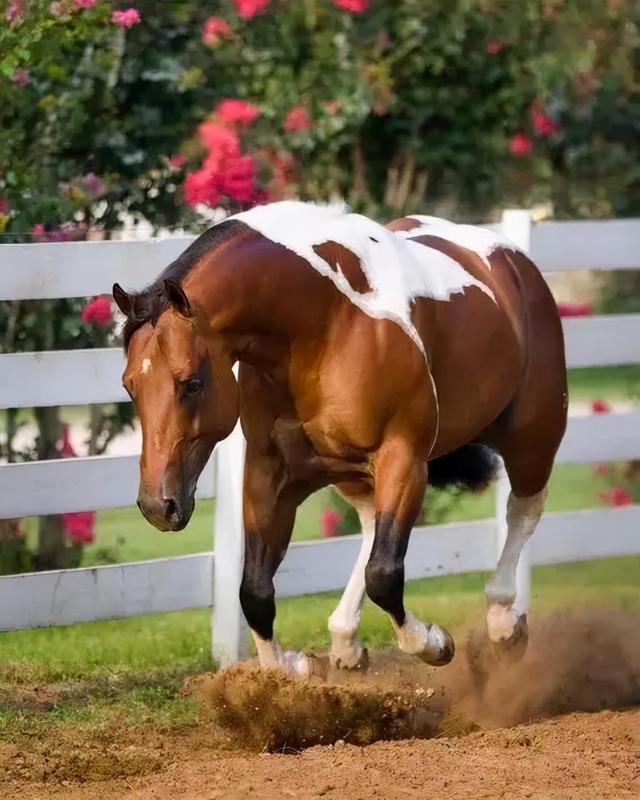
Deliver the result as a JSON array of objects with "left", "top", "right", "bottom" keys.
[
  {"left": 556, "top": 300, "right": 593, "bottom": 318},
  {"left": 486, "top": 40, "right": 503, "bottom": 54},
  {"left": 168, "top": 153, "right": 187, "bottom": 170},
  {"left": 63, "top": 511, "right": 96, "bottom": 544},
  {"left": 6, "top": 0, "right": 24, "bottom": 23},
  {"left": 216, "top": 98, "right": 260, "bottom": 126},
  {"left": 332, "top": 0, "right": 368, "bottom": 11},
  {"left": 83, "top": 172, "right": 106, "bottom": 197},
  {"left": 184, "top": 169, "right": 220, "bottom": 208},
  {"left": 75, "top": 0, "right": 96, "bottom": 7},
  {"left": 11, "top": 68, "right": 30, "bottom": 87},
  {"left": 198, "top": 123, "right": 241, "bottom": 160},
  {"left": 598, "top": 488, "right": 632, "bottom": 508},
  {"left": 31, "top": 223, "right": 47, "bottom": 242},
  {"left": 49, "top": 1, "right": 64, "bottom": 16},
  {"left": 592, "top": 463, "right": 611, "bottom": 477},
  {"left": 234, "top": 0, "right": 271, "bottom": 19},
  {"left": 218, "top": 155, "right": 256, "bottom": 203},
  {"left": 591, "top": 399, "right": 611, "bottom": 415},
  {"left": 0, "top": 197, "right": 9, "bottom": 215},
  {"left": 112, "top": 8, "right": 141, "bottom": 28},
  {"left": 321, "top": 508, "right": 343, "bottom": 538},
  {"left": 81, "top": 296, "right": 113, "bottom": 327},
  {"left": 531, "top": 102, "right": 560, "bottom": 137},
  {"left": 284, "top": 106, "right": 311, "bottom": 132},
  {"left": 509, "top": 132, "right": 533, "bottom": 157},
  {"left": 202, "top": 16, "right": 232, "bottom": 46}
]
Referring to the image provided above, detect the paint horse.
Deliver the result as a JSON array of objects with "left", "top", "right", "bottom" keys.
[{"left": 114, "top": 201, "right": 567, "bottom": 675}]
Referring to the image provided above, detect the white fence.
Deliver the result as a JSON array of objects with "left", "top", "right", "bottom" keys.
[{"left": 1, "top": 212, "right": 640, "bottom": 664}]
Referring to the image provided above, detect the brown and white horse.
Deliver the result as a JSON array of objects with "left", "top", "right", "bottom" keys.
[{"left": 114, "top": 201, "right": 567, "bottom": 675}]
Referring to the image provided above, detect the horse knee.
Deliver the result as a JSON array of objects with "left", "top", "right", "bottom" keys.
[
  {"left": 365, "top": 557, "right": 404, "bottom": 623},
  {"left": 239, "top": 573, "right": 275, "bottom": 640}
]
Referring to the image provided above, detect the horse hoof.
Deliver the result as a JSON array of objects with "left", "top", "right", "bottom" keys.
[
  {"left": 423, "top": 627, "right": 455, "bottom": 666},
  {"left": 282, "top": 650, "right": 329, "bottom": 680},
  {"left": 413, "top": 626, "right": 455, "bottom": 667},
  {"left": 330, "top": 646, "right": 370, "bottom": 672},
  {"left": 487, "top": 608, "right": 529, "bottom": 662}
]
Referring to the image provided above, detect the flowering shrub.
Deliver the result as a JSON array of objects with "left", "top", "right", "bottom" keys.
[{"left": 3, "top": 1, "right": 640, "bottom": 237}]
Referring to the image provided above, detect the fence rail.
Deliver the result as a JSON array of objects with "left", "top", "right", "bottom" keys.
[
  {"left": 1, "top": 210, "right": 639, "bottom": 662},
  {"left": 2, "top": 312, "right": 639, "bottom": 412},
  {"left": 2, "top": 504, "right": 639, "bottom": 631}
]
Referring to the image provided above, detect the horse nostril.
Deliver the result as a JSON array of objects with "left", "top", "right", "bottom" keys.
[{"left": 163, "top": 498, "right": 180, "bottom": 524}]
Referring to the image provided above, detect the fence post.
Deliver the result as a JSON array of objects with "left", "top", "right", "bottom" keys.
[
  {"left": 211, "top": 418, "right": 248, "bottom": 666},
  {"left": 494, "top": 209, "right": 533, "bottom": 607}
]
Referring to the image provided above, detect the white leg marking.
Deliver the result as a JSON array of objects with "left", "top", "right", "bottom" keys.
[
  {"left": 251, "top": 630, "right": 282, "bottom": 669},
  {"left": 485, "top": 488, "right": 546, "bottom": 643},
  {"left": 328, "top": 493, "right": 375, "bottom": 668},
  {"left": 251, "top": 630, "right": 324, "bottom": 678}
]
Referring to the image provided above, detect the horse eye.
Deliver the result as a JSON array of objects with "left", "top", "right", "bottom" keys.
[{"left": 184, "top": 377, "right": 202, "bottom": 395}]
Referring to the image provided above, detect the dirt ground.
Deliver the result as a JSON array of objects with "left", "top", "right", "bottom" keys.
[
  {"left": 2, "top": 709, "right": 638, "bottom": 800},
  {"left": 2, "top": 610, "right": 640, "bottom": 800}
]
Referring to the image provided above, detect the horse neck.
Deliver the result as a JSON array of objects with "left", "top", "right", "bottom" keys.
[{"left": 184, "top": 234, "right": 336, "bottom": 355}]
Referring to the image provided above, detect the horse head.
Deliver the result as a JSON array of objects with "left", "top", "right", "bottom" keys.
[{"left": 113, "top": 279, "right": 239, "bottom": 531}]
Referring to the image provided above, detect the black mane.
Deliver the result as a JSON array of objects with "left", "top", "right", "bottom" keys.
[{"left": 121, "top": 219, "right": 246, "bottom": 349}]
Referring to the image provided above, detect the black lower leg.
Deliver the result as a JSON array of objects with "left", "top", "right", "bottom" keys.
[
  {"left": 239, "top": 530, "right": 278, "bottom": 640},
  {"left": 364, "top": 512, "right": 410, "bottom": 626}
]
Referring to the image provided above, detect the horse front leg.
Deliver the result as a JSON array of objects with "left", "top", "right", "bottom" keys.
[
  {"left": 327, "top": 484, "right": 375, "bottom": 670},
  {"left": 240, "top": 450, "right": 324, "bottom": 676},
  {"left": 366, "top": 440, "right": 455, "bottom": 666}
]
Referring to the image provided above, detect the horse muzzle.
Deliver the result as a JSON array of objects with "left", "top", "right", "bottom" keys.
[{"left": 137, "top": 489, "right": 194, "bottom": 532}]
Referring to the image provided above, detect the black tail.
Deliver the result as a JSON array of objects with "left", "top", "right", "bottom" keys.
[{"left": 428, "top": 444, "right": 500, "bottom": 491}]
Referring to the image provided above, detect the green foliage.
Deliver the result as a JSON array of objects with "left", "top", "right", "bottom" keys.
[{"left": 2, "top": 0, "right": 639, "bottom": 233}]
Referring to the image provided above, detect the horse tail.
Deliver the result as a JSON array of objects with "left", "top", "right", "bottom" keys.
[{"left": 428, "top": 444, "right": 499, "bottom": 492}]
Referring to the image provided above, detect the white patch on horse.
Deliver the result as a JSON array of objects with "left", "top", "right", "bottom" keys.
[
  {"left": 141, "top": 358, "right": 152, "bottom": 374},
  {"left": 231, "top": 202, "right": 496, "bottom": 360},
  {"left": 401, "top": 215, "right": 524, "bottom": 269}
]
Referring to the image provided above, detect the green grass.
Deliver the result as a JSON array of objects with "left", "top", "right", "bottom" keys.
[{"left": 567, "top": 364, "right": 640, "bottom": 404}]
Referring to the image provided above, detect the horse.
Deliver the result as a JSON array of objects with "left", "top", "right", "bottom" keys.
[{"left": 113, "top": 201, "right": 567, "bottom": 675}]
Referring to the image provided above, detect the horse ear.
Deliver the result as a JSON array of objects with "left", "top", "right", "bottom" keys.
[
  {"left": 112, "top": 283, "right": 135, "bottom": 319},
  {"left": 164, "top": 278, "right": 193, "bottom": 319}
]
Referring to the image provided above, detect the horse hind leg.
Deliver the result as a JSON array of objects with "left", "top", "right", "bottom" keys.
[
  {"left": 485, "top": 382, "right": 567, "bottom": 658},
  {"left": 485, "top": 487, "right": 546, "bottom": 658}
]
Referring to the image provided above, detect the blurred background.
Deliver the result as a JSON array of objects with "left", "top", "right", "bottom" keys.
[{"left": 1, "top": 0, "right": 639, "bottom": 576}]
